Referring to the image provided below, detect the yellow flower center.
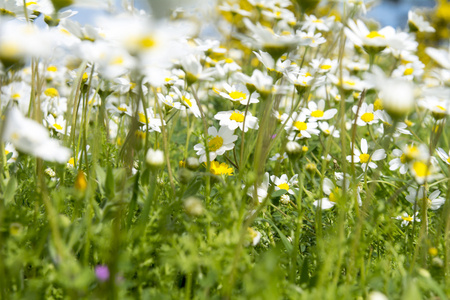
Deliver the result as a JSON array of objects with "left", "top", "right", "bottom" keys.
[
  {"left": 68, "top": 157, "right": 75, "bottom": 166},
  {"left": 294, "top": 121, "right": 307, "bottom": 131},
  {"left": 344, "top": 80, "right": 355, "bottom": 86},
  {"left": 182, "top": 96, "right": 192, "bottom": 107},
  {"left": 82, "top": 72, "right": 88, "bottom": 81},
  {"left": 229, "top": 91, "right": 246, "bottom": 100},
  {"left": 361, "top": 112, "right": 374, "bottom": 123},
  {"left": 112, "top": 56, "right": 124, "bottom": 65},
  {"left": 230, "top": 112, "right": 245, "bottom": 122},
  {"left": 405, "top": 146, "right": 418, "bottom": 161},
  {"left": 208, "top": 136, "right": 224, "bottom": 152},
  {"left": 5, "top": 150, "right": 10, "bottom": 155},
  {"left": 320, "top": 64, "right": 331, "bottom": 70},
  {"left": 437, "top": 105, "right": 446, "bottom": 111},
  {"left": 44, "top": 88, "right": 59, "bottom": 98},
  {"left": 329, "top": 187, "right": 340, "bottom": 202},
  {"left": 403, "top": 68, "right": 414, "bottom": 76},
  {"left": 47, "top": 66, "right": 58, "bottom": 72},
  {"left": 53, "top": 123, "right": 63, "bottom": 130},
  {"left": 412, "top": 161, "right": 431, "bottom": 178},
  {"left": 447, "top": 157, "right": 450, "bottom": 164},
  {"left": 311, "top": 110, "right": 324, "bottom": 118},
  {"left": 12, "top": 93, "right": 20, "bottom": 99},
  {"left": 366, "top": 31, "right": 385, "bottom": 39},
  {"left": 400, "top": 154, "right": 407, "bottom": 164},
  {"left": 139, "top": 36, "right": 156, "bottom": 49},
  {"left": 405, "top": 120, "right": 413, "bottom": 127},
  {"left": 118, "top": 106, "right": 127, "bottom": 112},
  {"left": 359, "top": 153, "right": 370, "bottom": 164},
  {"left": 138, "top": 112, "right": 148, "bottom": 124},
  {"left": 374, "top": 99, "right": 383, "bottom": 111},
  {"left": 277, "top": 183, "right": 289, "bottom": 191},
  {"left": 401, "top": 215, "right": 413, "bottom": 222},
  {"left": 225, "top": 58, "right": 234, "bottom": 64}
]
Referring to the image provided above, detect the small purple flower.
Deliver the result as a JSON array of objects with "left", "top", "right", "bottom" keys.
[
  {"left": 271, "top": 134, "right": 277, "bottom": 139},
  {"left": 95, "top": 265, "right": 110, "bottom": 282}
]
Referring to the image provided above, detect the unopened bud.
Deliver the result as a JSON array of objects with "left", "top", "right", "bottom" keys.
[
  {"left": 380, "top": 79, "right": 414, "bottom": 120},
  {"left": 178, "top": 168, "right": 194, "bottom": 184},
  {"left": 184, "top": 197, "right": 204, "bottom": 216},
  {"left": 186, "top": 157, "right": 200, "bottom": 170},
  {"left": 286, "top": 141, "right": 301, "bottom": 157},
  {"left": 306, "top": 162, "right": 317, "bottom": 174},
  {"left": 146, "top": 149, "right": 164, "bottom": 168}
]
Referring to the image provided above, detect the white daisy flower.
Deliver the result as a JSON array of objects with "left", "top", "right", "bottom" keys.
[
  {"left": 3, "top": 108, "right": 71, "bottom": 164},
  {"left": 409, "top": 159, "right": 441, "bottom": 184},
  {"left": 313, "top": 178, "right": 339, "bottom": 209},
  {"left": 352, "top": 103, "right": 379, "bottom": 126},
  {"left": 310, "top": 58, "right": 338, "bottom": 73},
  {"left": 193, "top": 126, "right": 238, "bottom": 163},
  {"left": 214, "top": 83, "right": 259, "bottom": 105},
  {"left": 425, "top": 47, "right": 450, "bottom": 70},
  {"left": 269, "top": 152, "right": 287, "bottom": 162},
  {"left": 45, "top": 114, "right": 69, "bottom": 135},
  {"left": 405, "top": 186, "right": 445, "bottom": 210},
  {"left": 436, "top": 148, "right": 450, "bottom": 165},
  {"left": 285, "top": 112, "right": 319, "bottom": 140},
  {"left": 318, "top": 121, "right": 340, "bottom": 138},
  {"left": 346, "top": 138, "right": 386, "bottom": 171},
  {"left": 4, "top": 143, "right": 18, "bottom": 164},
  {"left": 245, "top": 172, "right": 270, "bottom": 203},
  {"left": 394, "top": 212, "right": 420, "bottom": 227},
  {"left": 302, "top": 99, "right": 337, "bottom": 121},
  {"left": 135, "top": 108, "right": 165, "bottom": 133},
  {"left": 375, "top": 110, "right": 411, "bottom": 137},
  {"left": 234, "top": 69, "right": 273, "bottom": 97},
  {"left": 270, "top": 174, "right": 298, "bottom": 195},
  {"left": 157, "top": 93, "right": 183, "bottom": 110},
  {"left": 214, "top": 110, "right": 259, "bottom": 132},
  {"left": 253, "top": 50, "right": 294, "bottom": 75},
  {"left": 389, "top": 149, "right": 409, "bottom": 174},
  {"left": 408, "top": 11, "right": 435, "bottom": 33},
  {"left": 344, "top": 19, "right": 395, "bottom": 53},
  {"left": 418, "top": 96, "right": 450, "bottom": 120},
  {"left": 302, "top": 15, "right": 335, "bottom": 32},
  {"left": 173, "top": 87, "right": 201, "bottom": 118}
]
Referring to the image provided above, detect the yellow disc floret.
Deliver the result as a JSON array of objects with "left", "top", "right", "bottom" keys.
[{"left": 208, "top": 136, "right": 224, "bottom": 152}]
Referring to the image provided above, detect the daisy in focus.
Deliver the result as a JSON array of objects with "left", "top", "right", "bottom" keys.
[
  {"left": 270, "top": 174, "right": 298, "bottom": 196},
  {"left": 346, "top": 138, "right": 386, "bottom": 171},
  {"left": 194, "top": 126, "right": 238, "bottom": 163}
]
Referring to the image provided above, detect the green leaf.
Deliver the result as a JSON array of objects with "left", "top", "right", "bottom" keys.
[
  {"left": 258, "top": 218, "right": 293, "bottom": 253},
  {"left": 183, "top": 178, "right": 202, "bottom": 199},
  {"left": 105, "top": 165, "right": 115, "bottom": 199},
  {"left": 271, "top": 189, "right": 288, "bottom": 198},
  {"left": 4, "top": 176, "right": 17, "bottom": 205}
]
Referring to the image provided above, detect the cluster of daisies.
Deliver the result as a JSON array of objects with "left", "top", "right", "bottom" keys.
[{"left": 0, "top": 0, "right": 449, "bottom": 235}]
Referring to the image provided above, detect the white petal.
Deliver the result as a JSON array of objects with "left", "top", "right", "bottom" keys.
[{"left": 361, "top": 138, "right": 368, "bottom": 154}]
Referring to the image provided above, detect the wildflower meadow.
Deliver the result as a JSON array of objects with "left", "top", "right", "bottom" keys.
[{"left": 1, "top": 0, "right": 450, "bottom": 298}]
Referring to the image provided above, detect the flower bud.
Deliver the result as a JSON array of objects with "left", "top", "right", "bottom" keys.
[
  {"left": 186, "top": 157, "right": 200, "bottom": 170},
  {"left": 286, "top": 141, "right": 301, "bottom": 159},
  {"left": 306, "top": 162, "right": 317, "bottom": 174},
  {"left": 184, "top": 197, "right": 204, "bottom": 217},
  {"left": 146, "top": 149, "right": 164, "bottom": 168},
  {"left": 280, "top": 194, "right": 290, "bottom": 205},
  {"left": 380, "top": 79, "right": 414, "bottom": 120}
]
